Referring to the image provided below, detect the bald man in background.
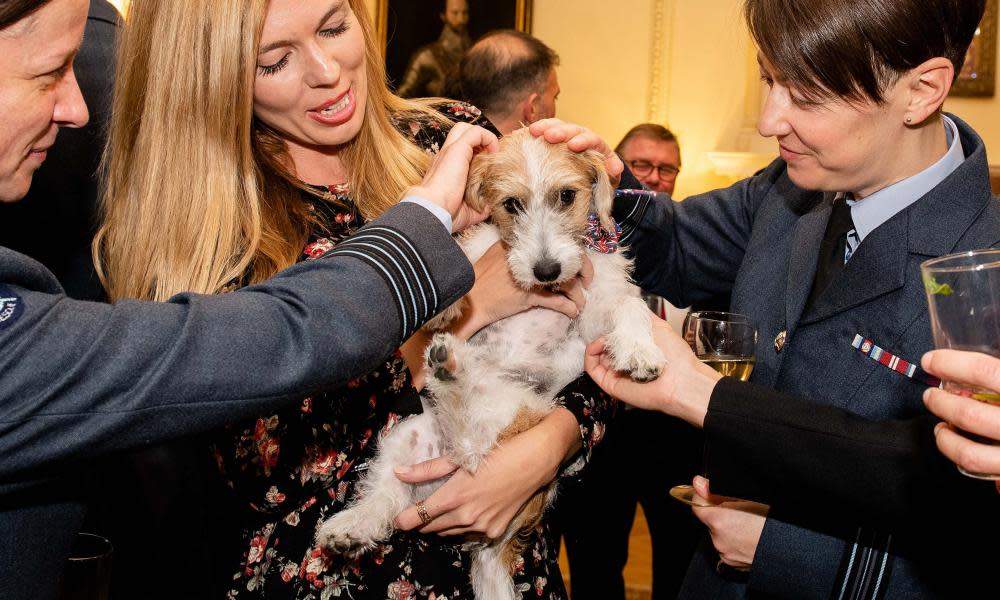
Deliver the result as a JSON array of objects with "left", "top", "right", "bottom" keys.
[{"left": 454, "top": 29, "right": 560, "bottom": 134}]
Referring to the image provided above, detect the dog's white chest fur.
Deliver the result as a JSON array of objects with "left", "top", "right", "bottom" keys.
[{"left": 456, "top": 223, "right": 636, "bottom": 399}]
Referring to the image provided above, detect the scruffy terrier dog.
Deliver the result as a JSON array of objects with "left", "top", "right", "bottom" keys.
[{"left": 316, "top": 130, "right": 665, "bottom": 599}]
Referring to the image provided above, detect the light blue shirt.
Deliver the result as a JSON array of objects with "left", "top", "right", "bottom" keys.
[
  {"left": 401, "top": 195, "right": 453, "bottom": 233},
  {"left": 845, "top": 115, "right": 965, "bottom": 244}
]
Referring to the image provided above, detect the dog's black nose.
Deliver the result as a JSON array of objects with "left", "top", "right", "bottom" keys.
[{"left": 533, "top": 259, "right": 562, "bottom": 282}]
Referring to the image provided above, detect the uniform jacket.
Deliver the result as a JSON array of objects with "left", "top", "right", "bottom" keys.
[
  {"left": 613, "top": 114, "right": 1000, "bottom": 599},
  {"left": 0, "top": 203, "right": 473, "bottom": 600}
]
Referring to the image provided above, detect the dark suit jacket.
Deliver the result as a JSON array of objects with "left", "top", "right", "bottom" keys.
[
  {"left": 703, "top": 377, "right": 999, "bottom": 597},
  {"left": 0, "top": 203, "right": 473, "bottom": 600},
  {"left": 614, "top": 114, "right": 1000, "bottom": 599},
  {"left": 696, "top": 378, "right": 1000, "bottom": 598},
  {"left": 704, "top": 378, "right": 998, "bottom": 530}
]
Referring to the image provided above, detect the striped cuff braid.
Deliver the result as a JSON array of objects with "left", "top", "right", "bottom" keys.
[
  {"left": 325, "top": 225, "right": 441, "bottom": 340},
  {"left": 613, "top": 189, "right": 657, "bottom": 247}
]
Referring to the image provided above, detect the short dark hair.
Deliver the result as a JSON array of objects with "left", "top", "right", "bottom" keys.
[
  {"left": 615, "top": 124, "right": 678, "bottom": 155},
  {"left": 745, "top": 0, "right": 987, "bottom": 103},
  {"left": 0, "top": 0, "right": 49, "bottom": 31},
  {"left": 456, "top": 30, "right": 559, "bottom": 119}
]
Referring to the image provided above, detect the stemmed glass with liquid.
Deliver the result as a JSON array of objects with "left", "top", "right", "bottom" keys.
[
  {"left": 683, "top": 311, "right": 758, "bottom": 380},
  {"left": 670, "top": 311, "right": 757, "bottom": 506}
]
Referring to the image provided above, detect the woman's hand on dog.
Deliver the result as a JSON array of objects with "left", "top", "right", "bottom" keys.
[
  {"left": 406, "top": 122, "right": 498, "bottom": 232},
  {"left": 584, "top": 316, "right": 722, "bottom": 427},
  {"left": 527, "top": 118, "right": 624, "bottom": 186},
  {"left": 448, "top": 242, "right": 594, "bottom": 340},
  {"left": 393, "top": 408, "right": 580, "bottom": 538}
]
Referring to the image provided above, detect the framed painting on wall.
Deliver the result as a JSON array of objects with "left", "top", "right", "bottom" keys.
[
  {"left": 373, "top": 0, "right": 533, "bottom": 98},
  {"left": 953, "top": 0, "right": 997, "bottom": 97}
]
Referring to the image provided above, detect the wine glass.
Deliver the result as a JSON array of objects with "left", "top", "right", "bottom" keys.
[
  {"left": 670, "top": 311, "right": 757, "bottom": 506},
  {"left": 682, "top": 311, "right": 757, "bottom": 381}
]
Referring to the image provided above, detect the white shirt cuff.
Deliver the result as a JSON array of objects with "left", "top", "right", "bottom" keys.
[{"left": 401, "top": 196, "right": 453, "bottom": 233}]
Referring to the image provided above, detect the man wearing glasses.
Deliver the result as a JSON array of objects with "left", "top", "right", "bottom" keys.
[{"left": 617, "top": 124, "right": 682, "bottom": 195}]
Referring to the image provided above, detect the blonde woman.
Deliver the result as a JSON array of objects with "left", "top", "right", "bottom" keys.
[{"left": 96, "top": 0, "right": 611, "bottom": 596}]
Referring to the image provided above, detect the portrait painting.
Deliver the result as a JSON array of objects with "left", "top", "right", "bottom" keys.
[
  {"left": 953, "top": 0, "right": 997, "bottom": 97},
  {"left": 374, "top": 0, "right": 533, "bottom": 98}
]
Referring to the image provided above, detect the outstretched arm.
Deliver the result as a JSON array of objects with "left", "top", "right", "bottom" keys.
[{"left": 0, "top": 123, "right": 498, "bottom": 486}]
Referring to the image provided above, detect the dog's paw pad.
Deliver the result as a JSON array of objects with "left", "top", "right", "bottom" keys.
[
  {"left": 628, "top": 361, "right": 664, "bottom": 382},
  {"left": 609, "top": 344, "right": 666, "bottom": 383},
  {"left": 426, "top": 334, "right": 459, "bottom": 381}
]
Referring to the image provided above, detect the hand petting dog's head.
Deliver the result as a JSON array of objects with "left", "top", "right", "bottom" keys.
[{"left": 465, "top": 129, "right": 614, "bottom": 287}]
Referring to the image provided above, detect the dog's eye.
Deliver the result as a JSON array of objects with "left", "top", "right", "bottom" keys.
[
  {"left": 559, "top": 189, "right": 577, "bottom": 205},
  {"left": 502, "top": 197, "right": 523, "bottom": 214}
]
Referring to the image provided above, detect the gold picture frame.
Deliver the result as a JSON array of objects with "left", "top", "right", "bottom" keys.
[
  {"left": 953, "top": 0, "right": 997, "bottom": 97},
  {"left": 375, "top": 0, "right": 533, "bottom": 96}
]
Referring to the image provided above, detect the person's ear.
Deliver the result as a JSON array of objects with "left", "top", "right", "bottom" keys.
[
  {"left": 903, "top": 57, "right": 954, "bottom": 126},
  {"left": 523, "top": 92, "right": 541, "bottom": 125}
]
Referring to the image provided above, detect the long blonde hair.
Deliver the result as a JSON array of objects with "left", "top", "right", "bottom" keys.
[{"left": 95, "top": 0, "right": 448, "bottom": 301}]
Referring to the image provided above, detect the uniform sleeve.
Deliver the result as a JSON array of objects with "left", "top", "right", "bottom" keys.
[
  {"left": 703, "top": 378, "right": 998, "bottom": 529},
  {"left": 613, "top": 160, "right": 785, "bottom": 308},
  {"left": 0, "top": 203, "right": 474, "bottom": 486}
]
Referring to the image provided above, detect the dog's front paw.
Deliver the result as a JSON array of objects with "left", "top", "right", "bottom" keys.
[
  {"left": 608, "top": 338, "right": 666, "bottom": 383},
  {"left": 426, "top": 333, "right": 461, "bottom": 382},
  {"left": 627, "top": 358, "right": 664, "bottom": 382},
  {"left": 316, "top": 509, "right": 389, "bottom": 557}
]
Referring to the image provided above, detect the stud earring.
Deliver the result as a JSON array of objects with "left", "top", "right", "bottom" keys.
[{"left": 905, "top": 116, "right": 913, "bottom": 124}]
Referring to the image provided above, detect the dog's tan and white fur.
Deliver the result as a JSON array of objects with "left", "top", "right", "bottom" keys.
[{"left": 316, "top": 130, "right": 665, "bottom": 599}]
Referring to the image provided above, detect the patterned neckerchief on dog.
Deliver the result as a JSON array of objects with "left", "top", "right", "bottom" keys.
[{"left": 585, "top": 213, "right": 623, "bottom": 254}]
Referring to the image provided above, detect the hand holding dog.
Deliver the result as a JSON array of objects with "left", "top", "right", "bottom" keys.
[
  {"left": 449, "top": 242, "right": 594, "bottom": 341},
  {"left": 393, "top": 408, "right": 580, "bottom": 538},
  {"left": 585, "top": 315, "right": 722, "bottom": 427},
  {"left": 922, "top": 349, "right": 1000, "bottom": 490},
  {"left": 407, "top": 122, "right": 499, "bottom": 232},
  {"left": 527, "top": 118, "right": 624, "bottom": 186},
  {"left": 690, "top": 476, "right": 769, "bottom": 571}
]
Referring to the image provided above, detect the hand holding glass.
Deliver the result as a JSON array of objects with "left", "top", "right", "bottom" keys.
[
  {"left": 671, "top": 312, "right": 757, "bottom": 505},
  {"left": 921, "top": 249, "right": 1000, "bottom": 479}
]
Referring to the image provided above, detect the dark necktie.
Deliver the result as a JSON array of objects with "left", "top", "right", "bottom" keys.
[{"left": 806, "top": 196, "right": 856, "bottom": 308}]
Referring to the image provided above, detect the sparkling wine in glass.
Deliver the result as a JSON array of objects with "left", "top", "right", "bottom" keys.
[{"left": 683, "top": 311, "right": 758, "bottom": 382}]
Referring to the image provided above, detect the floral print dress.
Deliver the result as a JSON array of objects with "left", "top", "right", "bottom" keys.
[{"left": 214, "top": 103, "right": 615, "bottom": 600}]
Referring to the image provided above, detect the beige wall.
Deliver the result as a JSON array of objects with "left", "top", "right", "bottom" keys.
[{"left": 534, "top": 0, "right": 770, "bottom": 198}]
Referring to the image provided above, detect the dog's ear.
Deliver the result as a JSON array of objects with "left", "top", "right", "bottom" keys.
[
  {"left": 585, "top": 150, "right": 616, "bottom": 233},
  {"left": 464, "top": 154, "right": 490, "bottom": 213}
]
